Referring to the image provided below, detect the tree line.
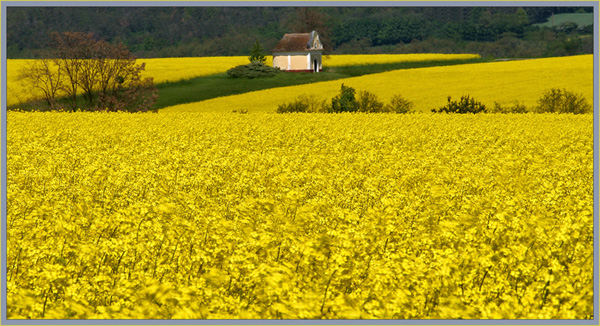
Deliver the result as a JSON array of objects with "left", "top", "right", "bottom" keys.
[{"left": 8, "top": 7, "right": 593, "bottom": 59}]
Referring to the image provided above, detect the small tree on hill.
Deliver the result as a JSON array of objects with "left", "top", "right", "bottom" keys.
[
  {"left": 249, "top": 40, "right": 267, "bottom": 65},
  {"left": 331, "top": 84, "right": 359, "bottom": 112}
]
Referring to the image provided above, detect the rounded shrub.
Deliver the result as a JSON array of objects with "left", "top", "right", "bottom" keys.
[
  {"left": 535, "top": 88, "right": 591, "bottom": 114},
  {"left": 357, "top": 90, "right": 385, "bottom": 112},
  {"left": 384, "top": 94, "right": 415, "bottom": 113},
  {"left": 227, "top": 63, "right": 280, "bottom": 79}
]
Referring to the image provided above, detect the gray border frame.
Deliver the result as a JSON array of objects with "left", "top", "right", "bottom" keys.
[{"left": 1, "top": 1, "right": 598, "bottom": 325}]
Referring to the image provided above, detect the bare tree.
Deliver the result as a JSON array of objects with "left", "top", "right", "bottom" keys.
[
  {"left": 290, "top": 8, "right": 332, "bottom": 52},
  {"left": 20, "top": 55, "right": 63, "bottom": 109},
  {"left": 98, "top": 70, "right": 158, "bottom": 112},
  {"left": 22, "top": 31, "right": 157, "bottom": 112},
  {"left": 49, "top": 32, "right": 88, "bottom": 109}
]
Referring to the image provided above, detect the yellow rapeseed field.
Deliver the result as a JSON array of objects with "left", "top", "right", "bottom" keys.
[
  {"left": 323, "top": 53, "right": 479, "bottom": 67},
  {"left": 7, "top": 54, "right": 477, "bottom": 106},
  {"left": 7, "top": 112, "right": 593, "bottom": 319},
  {"left": 138, "top": 56, "right": 272, "bottom": 83},
  {"left": 163, "top": 55, "right": 592, "bottom": 113}
]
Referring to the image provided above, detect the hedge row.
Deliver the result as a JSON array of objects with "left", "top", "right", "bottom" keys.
[{"left": 277, "top": 85, "right": 591, "bottom": 114}]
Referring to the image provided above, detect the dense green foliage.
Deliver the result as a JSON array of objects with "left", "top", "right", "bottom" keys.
[
  {"left": 330, "top": 84, "right": 359, "bottom": 112},
  {"left": 7, "top": 7, "right": 593, "bottom": 59}
]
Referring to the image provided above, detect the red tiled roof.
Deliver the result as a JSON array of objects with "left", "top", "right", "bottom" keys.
[{"left": 272, "top": 33, "right": 312, "bottom": 52}]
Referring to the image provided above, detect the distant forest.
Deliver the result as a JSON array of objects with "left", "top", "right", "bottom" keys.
[{"left": 7, "top": 6, "right": 594, "bottom": 58}]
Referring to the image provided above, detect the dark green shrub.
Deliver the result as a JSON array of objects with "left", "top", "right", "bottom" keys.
[
  {"left": 432, "top": 95, "right": 487, "bottom": 114},
  {"left": 357, "top": 90, "right": 385, "bottom": 112},
  {"left": 277, "top": 95, "right": 327, "bottom": 113},
  {"left": 227, "top": 63, "right": 280, "bottom": 79},
  {"left": 535, "top": 88, "right": 591, "bottom": 114},
  {"left": 384, "top": 94, "right": 415, "bottom": 113},
  {"left": 331, "top": 84, "right": 359, "bottom": 112},
  {"left": 277, "top": 98, "right": 309, "bottom": 113},
  {"left": 490, "top": 101, "right": 529, "bottom": 113}
]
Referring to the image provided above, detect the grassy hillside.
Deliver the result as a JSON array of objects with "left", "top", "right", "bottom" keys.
[{"left": 162, "top": 55, "right": 592, "bottom": 113}]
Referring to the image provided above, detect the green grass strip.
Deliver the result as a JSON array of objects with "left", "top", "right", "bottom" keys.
[{"left": 153, "top": 57, "right": 490, "bottom": 110}]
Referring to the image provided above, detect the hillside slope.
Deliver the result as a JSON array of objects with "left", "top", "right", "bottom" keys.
[
  {"left": 162, "top": 55, "right": 592, "bottom": 113},
  {"left": 7, "top": 54, "right": 478, "bottom": 107}
]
